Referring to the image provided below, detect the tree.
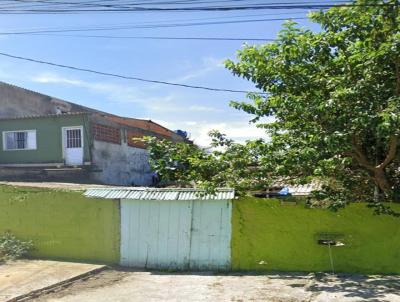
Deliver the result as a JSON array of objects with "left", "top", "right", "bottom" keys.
[
  {"left": 144, "top": 132, "right": 269, "bottom": 194},
  {"left": 225, "top": 0, "right": 400, "bottom": 208},
  {"left": 145, "top": 0, "right": 400, "bottom": 214}
]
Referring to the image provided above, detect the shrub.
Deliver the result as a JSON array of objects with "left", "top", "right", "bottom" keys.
[{"left": 0, "top": 232, "right": 33, "bottom": 261}]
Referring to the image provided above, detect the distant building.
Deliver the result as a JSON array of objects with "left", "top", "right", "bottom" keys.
[{"left": 0, "top": 81, "right": 186, "bottom": 185}]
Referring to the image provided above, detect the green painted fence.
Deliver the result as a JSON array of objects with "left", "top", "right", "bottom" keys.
[
  {"left": 0, "top": 185, "right": 119, "bottom": 264},
  {"left": 232, "top": 197, "right": 400, "bottom": 274},
  {"left": 2, "top": 184, "right": 400, "bottom": 274}
]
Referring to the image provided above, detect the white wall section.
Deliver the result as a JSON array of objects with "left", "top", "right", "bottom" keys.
[{"left": 120, "top": 199, "right": 232, "bottom": 270}]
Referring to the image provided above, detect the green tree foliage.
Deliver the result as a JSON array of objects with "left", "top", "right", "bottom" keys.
[
  {"left": 146, "top": 0, "right": 400, "bottom": 213},
  {"left": 145, "top": 132, "right": 269, "bottom": 194},
  {"left": 225, "top": 0, "right": 400, "bottom": 209}
]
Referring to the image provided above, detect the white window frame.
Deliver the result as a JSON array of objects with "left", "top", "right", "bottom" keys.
[{"left": 2, "top": 130, "right": 37, "bottom": 151}]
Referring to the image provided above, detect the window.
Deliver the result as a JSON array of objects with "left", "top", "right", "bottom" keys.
[
  {"left": 3, "top": 130, "right": 37, "bottom": 151},
  {"left": 66, "top": 129, "right": 82, "bottom": 148}
]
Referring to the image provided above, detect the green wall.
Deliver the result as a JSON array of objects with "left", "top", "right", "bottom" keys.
[
  {"left": 232, "top": 197, "right": 400, "bottom": 274},
  {"left": 0, "top": 114, "right": 91, "bottom": 164},
  {"left": 0, "top": 185, "right": 119, "bottom": 264}
]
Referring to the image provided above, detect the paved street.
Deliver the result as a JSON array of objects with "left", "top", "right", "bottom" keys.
[{"left": 31, "top": 268, "right": 400, "bottom": 302}]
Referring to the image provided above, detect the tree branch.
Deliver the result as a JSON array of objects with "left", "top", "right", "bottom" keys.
[
  {"left": 350, "top": 134, "right": 375, "bottom": 172},
  {"left": 377, "top": 135, "right": 398, "bottom": 169},
  {"left": 396, "top": 58, "right": 400, "bottom": 96}
]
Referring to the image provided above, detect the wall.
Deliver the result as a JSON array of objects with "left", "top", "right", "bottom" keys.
[
  {"left": 0, "top": 81, "right": 99, "bottom": 118},
  {"left": 232, "top": 197, "right": 400, "bottom": 274},
  {"left": 91, "top": 140, "right": 153, "bottom": 186},
  {"left": 0, "top": 114, "right": 91, "bottom": 165},
  {"left": 0, "top": 185, "right": 120, "bottom": 263}
]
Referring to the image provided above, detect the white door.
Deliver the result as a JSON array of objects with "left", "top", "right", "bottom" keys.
[
  {"left": 121, "top": 199, "right": 192, "bottom": 270},
  {"left": 63, "top": 127, "right": 83, "bottom": 166},
  {"left": 189, "top": 200, "right": 232, "bottom": 270},
  {"left": 120, "top": 199, "right": 232, "bottom": 270}
]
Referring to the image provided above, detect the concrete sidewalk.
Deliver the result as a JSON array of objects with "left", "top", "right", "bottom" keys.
[{"left": 0, "top": 260, "right": 105, "bottom": 302}]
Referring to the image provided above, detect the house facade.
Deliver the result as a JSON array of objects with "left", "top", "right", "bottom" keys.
[{"left": 0, "top": 82, "right": 186, "bottom": 185}]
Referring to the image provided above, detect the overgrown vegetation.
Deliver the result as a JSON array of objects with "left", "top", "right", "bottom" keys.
[
  {"left": 145, "top": 0, "right": 400, "bottom": 215},
  {"left": 0, "top": 232, "right": 33, "bottom": 262},
  {"left": 145, "top": 131, "right": 269, "bottom": 194}
]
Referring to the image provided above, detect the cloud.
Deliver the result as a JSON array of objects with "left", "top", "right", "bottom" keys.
[
  {"left": 33, "top": 74, "right": 82, "bottom": 86},
  {"left": 188, "top": 105, "right": 220, "bottom": 112},
  {"left": 192, "top": 122, "right": 266, "bottom": 147},
  {"left": 149, "top": 104, "right": 220, "bottom": 113},
  {"left": 171, "top": 56, "right": 225, "bottom": 83},
  {"left": 30, "top": 72, "right": 265, "bottom": 145},
  {"left": 31, "top": 72, "right": 176, "bottom": 107},
  {"left": 152, "top": 119, "right": 267, "bottom": 147},
  {"left": 31, "top": 72, "right": 222, "bottom": 116}
]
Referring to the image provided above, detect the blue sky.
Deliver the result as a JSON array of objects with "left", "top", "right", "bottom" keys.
[{"left": 0, "top": 5, "right": 321, "bottom": 146}]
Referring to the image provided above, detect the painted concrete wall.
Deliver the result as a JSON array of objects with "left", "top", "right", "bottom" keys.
[
  {"left": 232, "top": 197, "right": 400, "bottom": 274},
  {"left": 0, "top": 185, "right": 120, "bottom": 264},
  {"left": 120, "top": 199, "right": 232, "bottom": 270},
  {"left": 0, "top": 81, "right": 98, "bottom": 118},
  {"left": 0, "top": 115, "right": 91, "bottom": 164},
  {"left": 91, "top": 140, "right": 153, "bottom": 186}
]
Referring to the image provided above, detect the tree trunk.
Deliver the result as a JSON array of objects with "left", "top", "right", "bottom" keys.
[{"left": 374, "top": 168, "right": 392, "bottom": 197}]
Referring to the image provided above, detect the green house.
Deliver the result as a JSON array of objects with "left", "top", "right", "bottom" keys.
[
  {"left": 0, "top": 81, "right": 187, "bottom": 185},
  {"left": 0, "top": 113, "right": 91, "bottom": 167}
]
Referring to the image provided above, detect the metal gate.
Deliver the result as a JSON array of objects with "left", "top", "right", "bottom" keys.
[{"left": 120, "top": 199, "right": 232, "bottom": 270}]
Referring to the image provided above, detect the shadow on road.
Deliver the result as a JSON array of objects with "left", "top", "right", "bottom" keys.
[
  {"left": 111, "top": 266, "right": 400, "bottom": 301},
  {"left": 269, "top": 273, "right": 400, "bottom": 302}
]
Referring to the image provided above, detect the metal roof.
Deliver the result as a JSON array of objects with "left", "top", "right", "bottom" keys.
[
  {"left": 287, "top": 183, "right": 319, "bottom": 196},
  {"left": 84, "top": 187, "right": 235, "bottom": 201}
]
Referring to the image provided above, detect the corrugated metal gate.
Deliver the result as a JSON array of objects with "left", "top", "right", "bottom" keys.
[
  {"left": 84, "top": 188, "right": 234, "bottom": 270},
  {"left": 120, "top": 198, "right": 232, "bottom": 270}
]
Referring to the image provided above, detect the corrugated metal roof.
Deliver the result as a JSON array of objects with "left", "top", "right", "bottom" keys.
[
  {"left": 267, "top": 180, "right": 322, "bottom": 196},
  {"left": 84, "top": 187, "right": 235, "bottom": 200},
  {"left": 287, "top": 183, "right": 319, "bottom": 196}
]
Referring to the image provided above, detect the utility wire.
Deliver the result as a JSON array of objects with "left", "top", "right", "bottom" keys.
[
  {"left": 0, "top": 17, "right": 306, "bottom": 35},
  {"left": 0, "top": 1, "right": 385, "bottom": 14},
  {"left": 0, "top": 51, "right": 265, "bottom": 94},
  {"left": 0, "top": 12, "right": 309, "bottom": 35},
  {"left": 12, "top": 33, "right": 276, "bottom": 41}
]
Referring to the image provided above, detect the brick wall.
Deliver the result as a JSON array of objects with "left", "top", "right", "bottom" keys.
[{"left": 93, "top": 123, "right": 121, "bottom": 144}]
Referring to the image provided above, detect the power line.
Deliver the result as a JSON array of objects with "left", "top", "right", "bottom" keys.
[
  {"left": 0, "top": 1, "right": 386, "bottom": 14},
  {"left": 0, "top": 51, "right": 265, "bottom": 94},
  {"left": 0, "top": 0, "right": 350, "bottom": 10},
  {"left": 13, "top": 33, "right": 276, "bottom": 41},
  {"left": 0, "top": 11, "right": 309, "bottom": 35},
  {"left": 0, "top": 17, "right": 307, "bottom": 35}
]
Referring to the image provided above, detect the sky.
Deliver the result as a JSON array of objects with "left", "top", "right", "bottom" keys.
[{"left": 0, "top": 2, "right": 323, "bottom": 146}]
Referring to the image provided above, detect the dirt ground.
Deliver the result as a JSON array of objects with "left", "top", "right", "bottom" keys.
[{"left": 29, "top": 268, "right": 400, "bottom": 302}]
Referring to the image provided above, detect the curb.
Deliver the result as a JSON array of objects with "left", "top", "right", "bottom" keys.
[{"left": 7, "top": 265, "right": 108, "bottom": 302}]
